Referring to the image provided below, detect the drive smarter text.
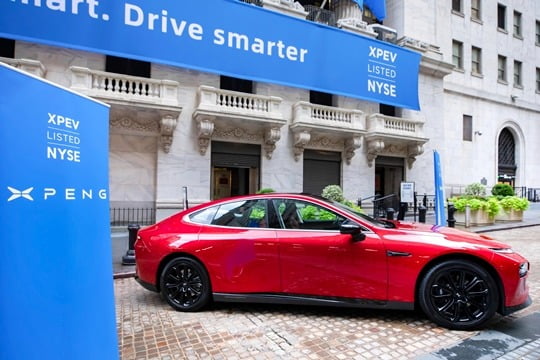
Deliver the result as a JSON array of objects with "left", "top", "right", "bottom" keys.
[{"left": 124, "top": 4, "right": 309, "bottom": 63}]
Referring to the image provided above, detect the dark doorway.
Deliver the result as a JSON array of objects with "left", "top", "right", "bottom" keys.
[
  {"left": 498, "top": 128, "right": 516, "bottom": 186},
  {"left": 303, "top": 149, "right": 341, "bottom": 195},
  {"left": 211, "top": 142, "right": 261, "bottom": 200},
  {"left": 375, "top": 156, "right": 404, "bottom": 210}
]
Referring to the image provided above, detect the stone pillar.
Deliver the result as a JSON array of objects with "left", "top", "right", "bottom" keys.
[{"left": 331, "top": 0, "right": 363, "bottom": 22}]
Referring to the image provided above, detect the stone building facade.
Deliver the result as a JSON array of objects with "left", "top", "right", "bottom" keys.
[{"left": 1, "top": 0, "right": 539, "bottom": 221}]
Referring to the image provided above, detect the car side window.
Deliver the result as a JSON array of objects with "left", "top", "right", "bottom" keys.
[
  {"left": 272, "top": 199, "right": 346, "bottom": 231},
  {"left": 211, "top": 199, "right": 268, "bottom": 228},
  {"left": 189, "top": 206, "right": 219, "bottom": 224}
]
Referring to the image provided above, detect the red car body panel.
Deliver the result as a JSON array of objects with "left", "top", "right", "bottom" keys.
[
  {"left": 134, "top": 193, "right": 530, "bottom": 317},
  {"left": 277, "top": 230, "right": 387, "bottom": 299}
]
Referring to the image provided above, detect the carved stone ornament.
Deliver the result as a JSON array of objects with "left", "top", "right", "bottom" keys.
[
  {"left": 196, "top": 117, "right": 215, "bottom": 155},
  {"left": 213, "top": 126, "right": 261, "bottom": 142},
  {"left": 366, "top": 139, "right": 385, "bottom": 167},
  {"left": 310, "top": 135, "right": 342, "bottom": 150},
  {"left": 263, "top": 127, "right": 281, "bottom": 159},
  {"left": 344, "top": 135, "right": 363, "bottom": 165},
  {"left": 159, "top": 115, "right": 178, "bottom": 153},
  {"left": 110, "top": 117, "right": 159, "bottom": 133},
  {"left": 293, "top": 130, "right": 311, "bottom": 161},
  {"left": 406, "top": 143, "right": 425, "bottom": 169}
]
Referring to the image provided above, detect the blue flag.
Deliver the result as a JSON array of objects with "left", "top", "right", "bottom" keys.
[
  {"left": 365, "top": 0, "right": 387, "bottom": 21},
  {"left": 433, "top": 150, "right": 447, "bottom": 227}
]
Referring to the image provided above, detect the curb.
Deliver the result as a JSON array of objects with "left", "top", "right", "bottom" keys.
[{"left": 113, "top": 271, "right": 136, "bottom": 279}]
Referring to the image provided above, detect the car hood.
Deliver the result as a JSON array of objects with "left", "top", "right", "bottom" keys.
[{"left": 388, "top": 221, "right": 509, "bottom": 249}]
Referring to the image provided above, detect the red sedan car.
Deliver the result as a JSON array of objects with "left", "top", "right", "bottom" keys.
[{"left": 134, "top": 193, "right": 531, "bottom": 330}]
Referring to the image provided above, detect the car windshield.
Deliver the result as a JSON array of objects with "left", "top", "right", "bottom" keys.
[{"left": 320, "top": 197, "right": 394, "bottom": 228}]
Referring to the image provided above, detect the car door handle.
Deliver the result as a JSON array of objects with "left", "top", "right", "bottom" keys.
[{"left": 386, "top": 250, "right": 411, "bottom": 257}]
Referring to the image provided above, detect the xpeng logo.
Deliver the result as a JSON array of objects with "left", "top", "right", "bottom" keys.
[
  {"left": 7, "top": 187, "right": 34, "bottom": 201},
  {"left": 6, "top": 186, "right": 107, "bottom": 202}
]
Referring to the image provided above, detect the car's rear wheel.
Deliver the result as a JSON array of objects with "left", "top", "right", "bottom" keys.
[
  {"left": 418, "top": 259, "right": 499, "bottom": 330},
  {"left": 160, "top": 257, "right": 210, "bottom": 312}
]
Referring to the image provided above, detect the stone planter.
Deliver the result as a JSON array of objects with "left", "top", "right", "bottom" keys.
[
  {"left": 454, "top": 210, "right": 495, "bottom": 226},
  {"left": 495, "top": 209, "right": 524, "bottom": 222}
]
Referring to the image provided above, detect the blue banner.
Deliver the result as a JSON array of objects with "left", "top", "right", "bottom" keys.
[
  {"left": 0, "top": 0, "right": 420, "bottom": 109},
  {"left": 365, "top": 0, "right": 386, "bottom": 21},
  {"left": 433, "top": 150, "right": 447, "bottom": 227},
  {"left": 0, "top": 64, "right": 118, "bottom": 359}
]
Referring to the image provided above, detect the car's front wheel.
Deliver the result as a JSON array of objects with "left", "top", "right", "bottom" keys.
[
  {"left": 160, "top": 257, "right": 211, "bottom": 312},
  {"left": 418, "top": 259, "right": 499, "bottom": 330}
]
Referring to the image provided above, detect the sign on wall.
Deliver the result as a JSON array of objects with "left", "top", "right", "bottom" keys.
[
  {"left": 0, "top": 0, "right": 421, "bottom": 110},
  {"left": 0, "top": 64, "right": 118, "bottom": 359},
  {"left": 400, "top": 182, "right": 415, "bottom": 203}
]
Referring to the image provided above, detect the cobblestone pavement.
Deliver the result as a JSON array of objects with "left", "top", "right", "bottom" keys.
[{"left": 114, "top": 226, "right": 540, "bottom": 359}]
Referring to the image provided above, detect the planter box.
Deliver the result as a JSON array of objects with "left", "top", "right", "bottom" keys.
[
  {"left": 454, "top": 210, "right": 495, "bottom": 226},
  {"left": 495, "top": 209, "right": 524, "bottom": 222}
]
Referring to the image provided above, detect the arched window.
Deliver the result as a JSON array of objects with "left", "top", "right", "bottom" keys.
[{"left": 498, "top": 128, "right": 516, "bottom": 185}]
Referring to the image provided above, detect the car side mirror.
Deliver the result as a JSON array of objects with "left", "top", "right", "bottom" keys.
[{"left": 340, "top": 222, "right": 366, "bottom": 242}]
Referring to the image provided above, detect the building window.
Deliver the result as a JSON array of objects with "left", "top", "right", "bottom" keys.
[
  {"left": 452, "top": 40, "right": 463, "bottom": 70},
  {"left": 536, "top": 68, "right": 540, "bottom": 92},
  {"left": 463, "top": 115, "right": 473, "bottom": 142},
  {"left": 380, "top": 104, "right": 396, "bottom": 117},
  {"left": 310, "top": 90, "right": 333, "bottom": 106},
  {"left": 536, "top": 21, "right": 540, "bottom": 45},
  {"left": 513, "top": 11, "right": 522, "bottom": 37},
  {"left": 498, "top": 55, "right": 507, "bottom": 82},
  {"left": 471, "top": 46, "right": 482, "bottom": 75},
  {"left": 513, "top": 61, "right": 522, "bottom": 87},
  {"left": 0, "top": 37, "right": 15, "bottom": 58},
  {"left": 471, "top": 0, "right": 481, "bottom": 20},
  {"left": 105, "top": 56, "right": 150, "bottom": 78},
  {"left": 220, "top": 75, "right": 253, "bottom": 93},
  {"left": 452, "top": 0, "right": 462, "bottom": 13},
  {"left": 536, "top": 67, "right": 540, "bottom": 92},
  {"left": 497, "top": 4, "right": 506, "bottom": 30}
]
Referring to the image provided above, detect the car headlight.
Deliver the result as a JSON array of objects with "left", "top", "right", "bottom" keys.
[
  {"left": 519, "top": 262, "right": 529, "bottom": 277},
  {"left": 490, "top": 247, "right": 514, "bottom": 254}
]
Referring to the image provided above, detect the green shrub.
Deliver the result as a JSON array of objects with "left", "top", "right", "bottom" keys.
[
  {"left": 321, "top": 185, "right": 345, "bottom": 203},
  {"left": 464, "top": 183, "right": 487, "bottom": 197},
  {"left": 491, "top": 184, "right": 514, "bottom": 197},
  {"left": 499, "top": 196, "right": 529, "bottom": 211},
  {"left": 321, "top": 185, "right": 363, "bottom": 213},
  {"left": 449, "top": 196, "right": 501, "bottom": 217},
  {"left": 256, "top": 188, "right": 275, "bottom": 194}
]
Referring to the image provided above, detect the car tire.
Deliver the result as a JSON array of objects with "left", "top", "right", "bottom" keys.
[
  {"left": 160, "top": 257, "right": 211, "bottom": 312},
  {"left": 418, "top": 259, "right": 499, "bottom": 330}
]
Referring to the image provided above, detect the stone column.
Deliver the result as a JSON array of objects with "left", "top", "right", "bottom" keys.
[{"left": 331, "top": 0, "right": 363, "bottom": 22}]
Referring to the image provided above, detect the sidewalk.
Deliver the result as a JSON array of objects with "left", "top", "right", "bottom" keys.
[{"left": 110, "top": 202, "right": 540, "bottom": 277}]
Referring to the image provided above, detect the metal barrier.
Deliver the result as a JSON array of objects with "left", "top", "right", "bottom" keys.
[
  {"left": 305, "top": 5, "right": 337, "bottom": 27},
  {"left": 110, "top": 207, "right": 156, "bottom": 226},
  {"left": 527, "top": 188, "right": 540, "bottom": 202},
  {"left": 372, "top": 194, "right": 397, "bottom": 218}
]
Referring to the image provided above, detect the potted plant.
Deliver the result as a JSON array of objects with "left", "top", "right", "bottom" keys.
[
  {"left": 495, "top": 196, "right": 529, "bottom": 222},
  {"left": 448, "top": 183, "right": 500, "bottom": 226}
]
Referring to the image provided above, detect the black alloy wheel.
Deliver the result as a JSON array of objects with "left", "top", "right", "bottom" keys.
[
  {"left": 418, "top": 259, "right": 499, "bottom": 330},
  {"left": 160, "top": 257, "right": 211, "bottom": 312}
]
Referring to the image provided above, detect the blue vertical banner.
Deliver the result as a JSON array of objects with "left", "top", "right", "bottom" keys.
[
  {"left": 433, "top": 150, "right": 447, "bottom": 227},
  {"left": 0, "top": 64, "right": 118, "bottom": 360}
]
